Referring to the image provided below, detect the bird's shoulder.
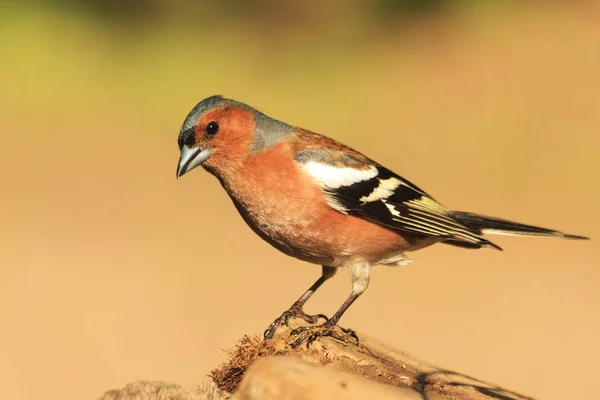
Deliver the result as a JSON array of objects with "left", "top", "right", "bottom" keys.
[
  {"left": 289, "top": 129, "right": 374, "bottom": 166},
  {"left": 289, "top": 129, "right": 428, "bottom": 205}
]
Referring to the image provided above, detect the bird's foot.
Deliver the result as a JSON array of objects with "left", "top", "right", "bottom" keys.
[
  {"left": 263, "top": 305, "right": 329, "bottom": 340},
  {"left": 289, "top": 323, "right": 359, "bottom": 348}
]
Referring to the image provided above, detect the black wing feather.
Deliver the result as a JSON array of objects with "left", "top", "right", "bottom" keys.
[
  {"left": 295, "top": 148, "right": 499, "bottom": 249},
  {"left": 328, "top": 165, "right": 499, "bottom": 249}
]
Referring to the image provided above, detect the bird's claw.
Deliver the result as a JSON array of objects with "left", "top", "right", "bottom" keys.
[
  {"left": 289, "top": 323, "right": 359, "bottom": 348},
  {"left": 263, "top": 306, "right": 329, "bottom": 340}
]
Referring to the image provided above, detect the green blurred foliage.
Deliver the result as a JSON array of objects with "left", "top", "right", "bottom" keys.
[
  {"left": 21, "top": 0, "right": 449, "bottom": 21},
  {"left": 5, "top": 0, "right": 465, "bottom": 32}
]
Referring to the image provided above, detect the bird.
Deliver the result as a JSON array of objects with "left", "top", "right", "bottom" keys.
[{"left": 176, "top": 95, "right": 589, "bottom": 347}]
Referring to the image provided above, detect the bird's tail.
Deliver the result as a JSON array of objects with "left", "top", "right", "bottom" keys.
[{"left": 451, "top": 210, "right": 589, "bottom": 249}]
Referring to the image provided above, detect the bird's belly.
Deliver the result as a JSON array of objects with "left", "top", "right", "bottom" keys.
[{"left": 230, "top": 192, "right": 412, "bottom": 267}]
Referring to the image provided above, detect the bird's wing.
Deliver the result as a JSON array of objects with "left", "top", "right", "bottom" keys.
[{"left": 294, "top": 147, "right": 495, "bottom": 248}]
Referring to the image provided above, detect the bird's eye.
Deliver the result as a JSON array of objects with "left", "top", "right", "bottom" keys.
[{"left": 206, "top": 122, "right": 219, "bottom": 136}]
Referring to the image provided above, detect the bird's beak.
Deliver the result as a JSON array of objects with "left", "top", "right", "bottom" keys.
[{"left": 177, "top": 145, "right": 212, "bottom": 178}]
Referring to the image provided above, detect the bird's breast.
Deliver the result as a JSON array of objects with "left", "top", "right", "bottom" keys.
[{"left": 217, "top": 146, "right": 413, "bottom": 266}]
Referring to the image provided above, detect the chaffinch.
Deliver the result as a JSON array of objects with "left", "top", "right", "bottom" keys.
[{"left": 176, "top": 95, "right": 589, "bottom": 347}]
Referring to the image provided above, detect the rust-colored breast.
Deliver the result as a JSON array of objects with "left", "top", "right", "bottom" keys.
[{"left": 221, "top": 140, "right": 414, "bottom": 267}]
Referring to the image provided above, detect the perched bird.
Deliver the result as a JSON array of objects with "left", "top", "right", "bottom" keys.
[{"left": 176, "top": 95, "right": 589, "bottom": 347}]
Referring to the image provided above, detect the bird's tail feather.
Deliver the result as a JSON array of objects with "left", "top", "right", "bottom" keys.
[{"left": 452, "top": 211, "right": 589, "bottom": 241}]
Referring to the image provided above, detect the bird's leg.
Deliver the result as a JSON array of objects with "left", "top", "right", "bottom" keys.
[
  {"left": 263, "top": 266, "right": 336, "bottom": 340},
  {"left": 290, "top": 262, "right": 369, "bottom": 348}
]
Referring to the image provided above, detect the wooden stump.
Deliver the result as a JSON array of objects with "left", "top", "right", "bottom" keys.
[{"left": 100, "top": 320, "right": 534, "bottom": 400}]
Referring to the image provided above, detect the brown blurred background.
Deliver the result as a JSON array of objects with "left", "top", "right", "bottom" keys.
[{"left": 1, "top": 1, "right": 599, "bottom": 399}]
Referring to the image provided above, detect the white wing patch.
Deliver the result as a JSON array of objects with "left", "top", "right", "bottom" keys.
[
  {"left": 302, "top": 161, "right": 378, "bottom": 189},
  {"left": 301, "top": 161, "right": 379, "bottom": 214},
  {"left": 383, "top": 200, "right": 401, "bottom": 217},
  {"left": 360, "top": 177, "right": 402, "bottom": 203}
]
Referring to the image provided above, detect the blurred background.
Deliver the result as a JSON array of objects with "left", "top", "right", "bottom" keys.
[{"left": 1, "top": 1, "right": 599, "bottom": 399}]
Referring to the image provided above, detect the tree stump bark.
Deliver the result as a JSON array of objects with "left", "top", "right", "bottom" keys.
[{"left": 100, "top": 321, "right": 535, "bottom": 400}]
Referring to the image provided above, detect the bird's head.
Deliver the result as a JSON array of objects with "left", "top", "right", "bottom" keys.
[{"left": 176, "top": 95, "right": 293, "bottom": 178}]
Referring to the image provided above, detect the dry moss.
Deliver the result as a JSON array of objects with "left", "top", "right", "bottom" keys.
[
  {"left": 210, "top": 335, "right": 279, "bottom": 393},
  {"left": 209, "top": 330, "right": 332, "bottom": 393}
]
